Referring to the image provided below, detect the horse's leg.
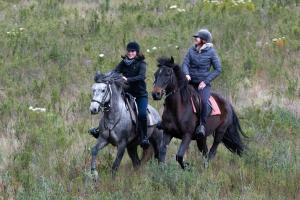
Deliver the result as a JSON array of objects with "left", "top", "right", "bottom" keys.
[
  {"left": 127, "top": 144, "right": 141, "bottom": 169},
  {"left": 196, "top": 137, "right": 209, "bottom": 168},
  {"left": 176, "top": 134, "right": 192, "bottom": 169},
  {"left": 159, "top": 133, "right": 173, "bottom": 163},
  {"left": 91, "top": 137, "right": 108, "bottom": 172},
  {"left": 111, "top": 140, "right": 127, "bottom": 176},
  {"left": 208, "top": 130, "right": 225, "bottom": 161},
  {"left": 197, "top": 137, "right": 208, "bottom": 157},
  {"left": 150, "top": 129, "right": 163, "bottom": 160}
]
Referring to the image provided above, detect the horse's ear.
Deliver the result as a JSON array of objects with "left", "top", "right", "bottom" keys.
[
  {"left": 94, "top": 71, "right": 103, "bottom": 82},
  {"left": 170, "top": 56, "right": 174, "bottom": 64}
]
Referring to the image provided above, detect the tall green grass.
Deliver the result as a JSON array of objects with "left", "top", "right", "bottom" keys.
[{"left": 0, "top": 0, "right": 299, "bottom": 199}]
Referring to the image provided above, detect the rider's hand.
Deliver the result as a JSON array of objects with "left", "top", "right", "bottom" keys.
[
  {"left": 198, "top": 81, "right": 206, "bottom": 90},
  {"left": 186, "top": 75, "right": 191, "bottom": 81},
  {"left": 122, "top": 76, "right": 127, "bottom": 81}
]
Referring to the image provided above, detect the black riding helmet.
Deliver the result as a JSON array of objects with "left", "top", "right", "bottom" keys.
[
  {"left": 193, "top": 29, "right": 212, "bottom": 43},
  {"left": 126, "top": 41, "right": 140, "bottom": 53}
]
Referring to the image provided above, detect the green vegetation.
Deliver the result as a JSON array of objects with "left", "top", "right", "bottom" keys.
[{"left": 0, "top": 0, "right": 299, "bottom": 199}]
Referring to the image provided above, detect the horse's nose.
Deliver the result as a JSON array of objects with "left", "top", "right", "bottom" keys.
[
  {"left": 90, "top": 107, "right": 98, "bottom": 115},
  {"left": 152, "top": 92, "right": 161, "bottom": 100}
]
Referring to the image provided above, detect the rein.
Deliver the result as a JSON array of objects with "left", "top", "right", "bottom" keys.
[
  {"left": 165, "top": 88, "right": 179, "bottom": 99},
  {"left": 164, "top": 82, "right": 185, "bottom": 99}
]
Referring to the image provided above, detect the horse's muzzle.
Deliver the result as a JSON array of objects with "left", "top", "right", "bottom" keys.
[
  {"left": 90, "top": 102, "right": 100, "bottom": 114},
  {"left": 90, "top": 108, "right": 99, "bottom": 115},
  {"left": 152, "top": 91, "right": 162, "bottom": 100}
]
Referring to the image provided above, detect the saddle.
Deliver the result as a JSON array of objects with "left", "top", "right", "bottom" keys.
[
  {"left": 124, "top": 93, "right": 156, "bottom": 126},
  {"left": 191, "top": 95, "right": 221, "bottom": 116}
]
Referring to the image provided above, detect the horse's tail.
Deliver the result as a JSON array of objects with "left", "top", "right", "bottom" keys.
[{"left": 222, "top": 106, "right": 246, "bottom": 156}]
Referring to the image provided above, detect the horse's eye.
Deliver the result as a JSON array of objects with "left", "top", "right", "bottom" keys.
[{"left": 101, "top": 89, "right": 105, "bottom": 93}]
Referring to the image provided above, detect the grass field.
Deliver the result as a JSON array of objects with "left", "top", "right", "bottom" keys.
[{"left": 0, "top": 0, "right": 299, "bottom": 199}]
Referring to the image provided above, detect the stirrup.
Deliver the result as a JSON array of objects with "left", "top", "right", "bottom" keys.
[
  {"left": 140, "top": 138, "right": 150, "bottom": 149},
  {"left": 156, "top": 121, "right": 163, "bottom": 130},
  {"left": 88, "top": 127, "right": 100, "bottom": 139}
]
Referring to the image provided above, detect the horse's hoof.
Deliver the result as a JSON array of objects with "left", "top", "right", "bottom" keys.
[
  {"left": 111, "top": 169, "right": 118, "bottom": 179},
  {"left": 91, "top": 170, "right": 99, "bottom": 182},
  {"left": 203, "top": 159, "right": 209, "bottom": 169},
  {"left": 183, "top": 162, "right": 192, "bottom": 171}
]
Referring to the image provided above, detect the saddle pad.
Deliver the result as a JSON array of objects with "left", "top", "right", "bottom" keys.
[
  {"left": 209, "top": 96, "right": 221, "bottom": 116},
  {"left": 147, "top": 108, "right": 156, "bottom": 126}
]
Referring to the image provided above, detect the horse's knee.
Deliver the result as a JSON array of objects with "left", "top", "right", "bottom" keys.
[{"left": 91, "top": 146, "right": 99, "bottom": 156}]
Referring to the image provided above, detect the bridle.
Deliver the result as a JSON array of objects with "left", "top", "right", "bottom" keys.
[
  {"left": 154, "top": 67, "right": 179, "bottom": 99},
  {"left": 91, "top": 82, "right": 113, "bottom": 112}
]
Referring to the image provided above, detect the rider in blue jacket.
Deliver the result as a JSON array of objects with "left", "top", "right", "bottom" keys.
[{"left": 182, "top": 29, "right": 222, "bottom": 138}]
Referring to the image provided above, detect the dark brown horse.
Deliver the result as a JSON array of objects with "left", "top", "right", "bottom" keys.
[{"left": 152, "top": 57, "right": 246, "bottom": 169}]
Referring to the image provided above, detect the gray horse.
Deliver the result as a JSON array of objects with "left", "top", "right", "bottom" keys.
[{"left": 89, "top": 71, "right": 162, "bottom": 177}]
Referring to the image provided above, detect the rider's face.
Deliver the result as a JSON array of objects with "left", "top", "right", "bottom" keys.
[
  {"left": 127, "top": 50, "right": 137, "bottom": 59},
  {"left": 193, "top": 37, "right": 202, "bottom": 46}
]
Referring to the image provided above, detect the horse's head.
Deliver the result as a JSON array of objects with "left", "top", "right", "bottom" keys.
[
  {"left": 90, "top": 71, "right": 125, "bottom": 114},
  {"left": 152, "top": 56, "right": 177, "bottom": 100}
]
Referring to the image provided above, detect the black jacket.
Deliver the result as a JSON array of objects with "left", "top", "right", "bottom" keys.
[{"left": 114, "top": 55, "right": 148, "bottom": 97}]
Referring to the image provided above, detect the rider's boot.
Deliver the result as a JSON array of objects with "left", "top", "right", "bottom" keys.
[
  {"left": 139, "top": 117, "right": 150, "bottom": 149},
  {"left": 195, "top": 123, "right": 206, "bottom": 139},
  {"left": 88, "top": 127, "right": 100, "bottom": 139},
  {"left": 195, "top": 101, "right": 209, "bottom": 139}
]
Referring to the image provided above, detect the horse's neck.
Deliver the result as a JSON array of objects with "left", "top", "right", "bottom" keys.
[
  {"left": 104, "top": 88, "right": 126, "bottom": 119},
  {"left": 166, "top": 76, "right": 179, "bottom": 93},
  {"left": 165, "top": 80, "right": 181, "bottom": 111}
]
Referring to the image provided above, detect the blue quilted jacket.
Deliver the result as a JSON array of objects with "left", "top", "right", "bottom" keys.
[{"left": 182, "top": 45, "right": 222, "bottom": 85}]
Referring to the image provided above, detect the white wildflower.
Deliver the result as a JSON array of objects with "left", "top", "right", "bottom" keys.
[
  {"left": 146, "top": 49, "right": 150, "bottom": 53},
  {"left": 170, "top": 5, "right": 177, "bottom": 9},
  {"left": 175, "top": 45, "right": 179, "bottom": 49},
  {"left": 19, "top": 27, "right": 25, "bottom": 31},
  {"left": 99, "top": 54, "right": 104, "bottom": 58},
  {"left": 177, "top": 8, "right": 186, "bottom": 12},
  {"left": 6, "top": 31, "right": 10, "bottom": 35},
  {"left": 29, "top": 106, "right": 46, "bottom": 112},
  {"left": 38, "top": 108, "right": 46, "bottom": 112},
  {"left": 152, "top": 47, "right": 157, "bottom": 50}
]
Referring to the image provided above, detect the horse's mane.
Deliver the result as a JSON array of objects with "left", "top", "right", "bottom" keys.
[
  {"left": 94, "top": 71, "right": 127, "bottom": 89},
  {"left": 157, "top": 57, "right": 196, "bottom": 104}
]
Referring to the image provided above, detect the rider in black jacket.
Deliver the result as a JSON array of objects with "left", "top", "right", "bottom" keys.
[{"left": 89, "top": 42, "right": 150, "bottom": 148}]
